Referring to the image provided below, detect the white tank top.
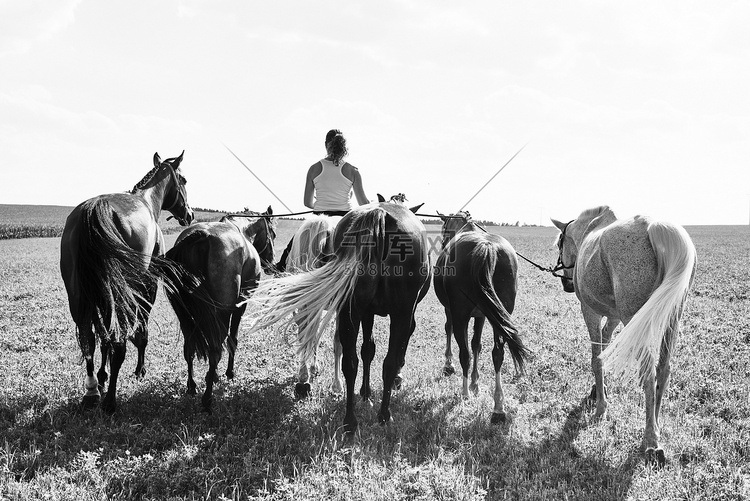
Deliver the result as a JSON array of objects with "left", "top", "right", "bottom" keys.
[{"left": 312, "top": 159, "right": 354, "bottom": 211}]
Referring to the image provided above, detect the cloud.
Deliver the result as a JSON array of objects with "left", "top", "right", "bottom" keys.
[{"left": 0, "top": 0, "right": 81, "bottom": 57}]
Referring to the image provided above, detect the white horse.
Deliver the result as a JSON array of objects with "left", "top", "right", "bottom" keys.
[
  {"left": 285, "top": 215, "right": 344, "bottom": 397},
  {"left": 552, "top": 205, "right": 696, "bottom": 467}
]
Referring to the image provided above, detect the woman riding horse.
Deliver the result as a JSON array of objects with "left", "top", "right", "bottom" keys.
[{"left": 274, "top": 129, "right": 370, "bottom": 273}]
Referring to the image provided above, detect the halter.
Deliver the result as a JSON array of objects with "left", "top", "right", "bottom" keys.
[
  {"left": 552, "top": 220, "right": 576, "bottom": 278},
  {"left": 513, "top": 220, "right": 575, "bottom": 278},
  {"left": 162, "top": 167, "right": 190, "bottom": 223}
]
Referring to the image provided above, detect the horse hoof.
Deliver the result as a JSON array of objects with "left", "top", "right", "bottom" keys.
[
  {"left": 377, "top": 411, "right": 393, "bottom": 426},
  {"left": 392, "top": 375, "right": 403, "bottom": 391},
  {"left": 645, "top": 448, "right": 666, "bottom": 468},
  {"left": 295, "top": 382, "right": 312, "bottom": 399},
  {"left": 134, "top": 367, "right": 146, "bottom": 380},
  {"left": 362, "top": 398, "right": 374, "bottom": 408},
  {"left": 101, "top": 399, "right": 116, "bottom": 415},
  {"left": 201, "top": 398, "right": 214, "bottom": 414},
  {"left": 491, "top": 412, "right": 507, "bottom": 425},
  {"left": 81, "top": 394, "right": 100, "bottom": 410},
  {"left": 470, "top": 383, "right": 479, "bottom": 396},
  {"left": 344, "top": 420, "right": 358, "bottom": 435},
  {"left": 442, "top": 366, "right": 455, "bottom": 377},
  {"left": 586, "top": 384, "right": 597, "bottom": 404},
  {"left": 226, "top": 370, "right": 235, "bottom": 380}
]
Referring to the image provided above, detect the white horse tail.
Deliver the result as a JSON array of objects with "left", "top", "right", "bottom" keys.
[
  {"left": 600, "top": 221, "right": 696, "bottom": 384},
  {"left": 249, "top": 208, "right": 387, "bottom": 365}
]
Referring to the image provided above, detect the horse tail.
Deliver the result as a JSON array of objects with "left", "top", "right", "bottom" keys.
[
  {"left": 162, "top": 231, "right": 228, "bottom": 360},
  {"left": 468, "top": 241, "right": 530, "bottom": 371},
  {"left": 600, "top": 221, "right": 696, "bottom": 384},
  {"left": 250, "top": 208, "right": 387, "bottom": 364},
  {"left": 74, "top": 199, "right": 161, "bottom": 347}
]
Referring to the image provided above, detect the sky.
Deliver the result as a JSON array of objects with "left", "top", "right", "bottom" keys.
[{"left": 1, "top": 1, "right": 749, "bottom": 226}]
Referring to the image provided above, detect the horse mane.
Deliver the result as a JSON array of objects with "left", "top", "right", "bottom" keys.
[
  {"left": 130, "top": 165, "right": 162, "bottom": 193},
  {"left": 288, "top": 215, "right": 336, "bottom": 272},
  {"left": 222, "top": 211, "right": 277, "bottom": 235},
  {"left": 580, "top": 205, "right": 612, "bottom": 221}
]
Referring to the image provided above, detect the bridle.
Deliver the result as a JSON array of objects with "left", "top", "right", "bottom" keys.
[
  {"left": 163, "top": 165, "right": 190, "bottom": 223},
  {"left": 514, "top": 219, "right": 575, "bottom": 278},
  {"left": 551, "top": 220, "right": 576, "bottom": 278}
]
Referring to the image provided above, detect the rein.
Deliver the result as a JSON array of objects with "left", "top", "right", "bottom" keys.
[
  {"left": 515, "top": 251, "right": 570, "bottom": 278},
  {"left": 226, "top": 210, "right": 314, "bottom": 218}
]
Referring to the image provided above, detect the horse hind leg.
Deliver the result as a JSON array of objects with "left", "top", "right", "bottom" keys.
[
  {"left": 442, "top": 307, "right": 455, "bottom": 376},
  {"left": 450, "top": 311, "right": 472, "bottom": 399},
  {"left": 331, "top": 324, "right": 343, "bottom": 394},
  {"left": 79, "top": 326, "right": 101, "bottom": 408},
  {"left": 97, "top": 341, "right": 109, "bottom": 393},
  {"left": 184, "top": 335, "right": 197, "bottom": 395},
  {"left": 338, "top": 307, "right": 362, "bottom": 433},
  {"left": 587, "top": 316, "right": 617, "bottom": 406},
  {"left": 645, "top": 323, "right": 678, "bottom": 468},
  {"left": 226, "top": 304, "right": 246, "bottom": 380},
  {"left": 490, "top": 327, "right": 507, "bottom": 424},
  {"left": 377, "top": 312, "right": 415, "bottom": 426},
  {"left": 101, "top": 342, "right": 127, "bottom": 414},
  {"left": 469, "top": 316, "right": 485, "bottom": 396},
  {"left": 202, "top": 346, "right": 223, "bottom": 413},
  {"left": 584, "top": 308, "right": 617, "bottom": 419},
  {"left": 393, "top": 316, "right": 417, "bottom": 391},
  {"left": 359, "top": 313, "right": 376, "bottom": 404},
  {"left": 131, "top": 281, "right": 157, "bottom": 380}
]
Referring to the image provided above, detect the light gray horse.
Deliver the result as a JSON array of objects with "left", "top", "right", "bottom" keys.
[{"left": 552, "top": 206, "right": 696, "bottom": 467}]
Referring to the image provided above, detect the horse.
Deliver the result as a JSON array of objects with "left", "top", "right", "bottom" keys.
[
  {"left": 434, "top": 211, "right": 530, "bottom": 424},
  {"left": 283, "top": 214, "right": 342, "bottom": 397},
  {"left": 60, "top": 151, "right": 194, "bottom": 413},
  {"left": 551, "top": 205, "right": 696, "bottom": 466},
  {"left": 249, "top": 200, "right": 432, "bottom": 433},
  {"left": 163, "top": 207, "right": 276, "bottom": 411}
]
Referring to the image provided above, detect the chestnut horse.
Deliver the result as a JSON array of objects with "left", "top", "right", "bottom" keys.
[
  {"left": 164, "top": 208, "right": 276, "bottom": 411},
  {"left": 60, "top": 151, "right": 193, "bottom": 413},
  {"left": 434, "top": 211, "right": 529, "bottom": 424}
]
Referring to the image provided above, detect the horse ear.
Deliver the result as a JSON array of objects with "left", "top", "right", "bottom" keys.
[
  {"left": 172, "top": 150, "right": 185, "bottom": 168},
  {"left": 266, "top": 205, "right": 273, "bottom": 216},
  {"left": 377, "top": 193, "right": 386, "bottom": 203},
  {"left": 409, "top": 203, "right": 424, "bottom": 214},
  {"left": 153, "top": 152, "right": 162, "bottom": 167},
  {"left": 437, "top": 210, "right": 447, "bottom": 222},
  {"left": 551, "top": 218, "right": 566, "bottom": 230}
]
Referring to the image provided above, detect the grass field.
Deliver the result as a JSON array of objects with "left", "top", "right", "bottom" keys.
[{"left": 0, "top": 207, "right": 748, "bottom": 500}]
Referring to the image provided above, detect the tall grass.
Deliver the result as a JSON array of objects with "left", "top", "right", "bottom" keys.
[{"left": 0, "top": 221, "right": 748, "bottom": 500}]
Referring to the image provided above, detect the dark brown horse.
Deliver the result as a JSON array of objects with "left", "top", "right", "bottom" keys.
[
  {"left": 250, "top": 201, "right": 432, "bottom": 432},
  {"left": 434, "top": 211, "right": 529, "bottom": 424},
  {"left": 164, "top": 208, "right": 276, "bottom": 411},
  {"left": 60, "top": 151, "right": 193, "bottom": 413}
]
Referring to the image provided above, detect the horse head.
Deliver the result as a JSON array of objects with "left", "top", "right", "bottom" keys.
[
  {"left": 552, "top": 206, "right": 617, "bottom": 294},
  {"left": 437, "top": 210, "right": 473, "bottom": 248},
  {"left": 225, "top": 206, "right": 276, "bottom": 274},
  {"left": 155, "top": 151, "right": 194, "bottom": 226}
]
